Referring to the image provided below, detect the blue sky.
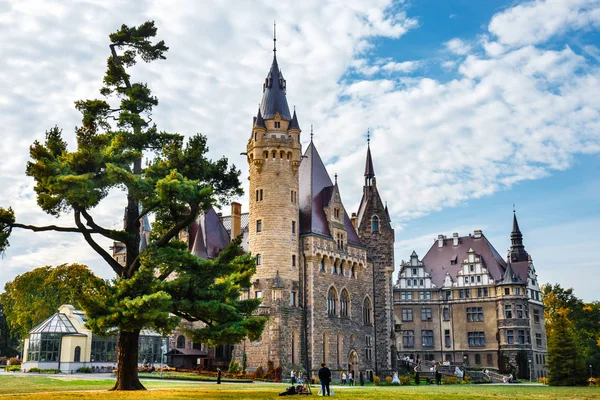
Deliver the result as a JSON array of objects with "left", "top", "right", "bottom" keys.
[{"left": 0, "top": 0, "right": 599, "bottom": 301}]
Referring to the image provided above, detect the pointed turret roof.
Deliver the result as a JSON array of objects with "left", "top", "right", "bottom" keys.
[
  {"left": 498, "top": 261, "right": 523, "bottom": 285},
  {"left": 260, "top": 55, "right": 291, "bottom": 120},
  {"left": 254, "top": 108, "right": 266, "bottom": 129},
  {"left": 365, "top": 143, "right": 375, "bottom": 178},
  {"left": 509, "top": 211, "right": 528, "bottom": 262},
  {"left": 289, "top": 108, "right": 301, "bottom": 131},
  {"left": 191, "top": 208, "right": 231, "bottom": 259}
]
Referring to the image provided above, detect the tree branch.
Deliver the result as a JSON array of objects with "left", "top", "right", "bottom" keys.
[
  {"left": 12, "top": 223, "right": 103, "bottom": 234},
  {"left": 79, "top": 209, "right": 123, "bottom": 241},
  {"left": 74, "top": 210, "right": 125, "bottom": 276}
]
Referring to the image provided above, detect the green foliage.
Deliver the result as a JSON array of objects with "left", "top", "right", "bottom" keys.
[
  {"left": 6, "top": 365, "right": 21, "bottom": 372},
  {"left": 0, "top": 264, "right": 100, "bottom": 339},
  {"left": 0, "top": 304, "right": 19, "bottom": 357},
  {"left": 242, "top": 353, "right": 247, "bottom": 375},
  {"left": 547, "top": 310, "right": 587, "bottom": 386},
  {"left": 543, "top": 284, "right": 600, "bottom": 383},
  {"left": 0, "top": 20, "right": 264, "bottom": 390},
  {"left": 399, "top": 375, "right": 411, "bottom": 385},
  {"left": 77, "top": 367, "right": 92, "bottom": 373},
  {"left": 228, "top": 349, "right": 239, "bottom": 373}
]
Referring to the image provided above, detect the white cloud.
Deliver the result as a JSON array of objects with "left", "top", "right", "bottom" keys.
[
  {"left": 489, "top": 0, "right": 600, "bottom": 46},
  {"left": 1, "top": 0, "right": 600, "bottom": 304},
  {"left": 445, "top": 38, "right": 472, "bottom": 55}
]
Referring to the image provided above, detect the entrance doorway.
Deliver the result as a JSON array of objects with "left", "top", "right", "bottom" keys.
[{"left": 348, "top": 350, "right": 359, "bottom": 383}]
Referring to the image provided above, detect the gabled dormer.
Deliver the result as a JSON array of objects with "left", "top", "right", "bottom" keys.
[
  {"left": 396, "top": 251, "right": 435, "bottom": 289},
  {"left": 456, "top": 248, "right": 492, "bottom": 287}
]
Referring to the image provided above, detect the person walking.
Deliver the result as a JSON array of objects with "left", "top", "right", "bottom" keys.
[
  {"left": 217, "top": 368, "right": 222, "bottom": 384},
  {"left": 348, "top": 371, "right": 354, "bottom": 386},
  {"left": 291, "top": 369, "right": 296, "bottom": 384},
  {"left": 318, "top": 362, "right": 332, "bottom": 396},
  {"left": 341, "top": 371, "right": 347, "bottom": 385}
]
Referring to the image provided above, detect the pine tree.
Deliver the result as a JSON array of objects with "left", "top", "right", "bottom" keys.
[
  {"left": 0, "top": 21, "right": 266, "bottom": 390},
  {"left": 547, "top": 309, "right": 587, "bottom": 386}
]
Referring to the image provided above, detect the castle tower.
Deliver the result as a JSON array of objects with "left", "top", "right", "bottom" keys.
[
  {"left": 243, "top": 35, "right": 304, "bottom": 369},
  {"left": 509, "top": 211, "right": 529, "bottom": 262},
  {"left": 356, "top": 138, "right": 396, "bottom": 375}
]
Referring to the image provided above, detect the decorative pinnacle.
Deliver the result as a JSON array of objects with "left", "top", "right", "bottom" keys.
[
  {"left": 335, "top": 173, "right": 338, "bottom": 184},
  {"left": 367, "top": 128, "right": 370, "bottom": 145},
  {"left": 513, "top": 203, "right": 516, "bottom": 213},
  {"left": 273, "top": 20, "right": 277, "bottom": 54},
  {"left": 310, "top": 124, "right": 314, "bottom": 141}
]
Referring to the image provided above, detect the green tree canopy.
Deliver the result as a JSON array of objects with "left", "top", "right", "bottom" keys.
[
  {"left": 0, "top": 264, "right": 99, "bottom": 339},
  {"left": 0, "top": 21, "right": 266, "bottom": 390}
]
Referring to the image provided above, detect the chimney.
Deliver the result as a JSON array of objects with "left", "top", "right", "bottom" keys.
[
  {"left": 231, "top": 202, "right": 242, "bottom": 240},
  {"left": 453, "top": 232, "right": 459, "bottom": 247},
  {"left": 473, "top": 229, "right": 482, "bottom": 239},
  {"left": 351, "top": 212, "right": 357, "bottom": 229},
  {"left": 438, "top": 234, "right": 445, "bottom": 248}
]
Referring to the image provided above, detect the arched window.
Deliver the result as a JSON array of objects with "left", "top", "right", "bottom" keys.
[
  {"left": 333, "top": 260, "right": 338, "bottom": 274},
  {"left": 74, "top": 346, "right": 81, "bottom": 362},
  {"left": 263, "top": 150, "right": 268, "bottom": 159},
  {"left": 351, "top": 264, "right": 356, "bottom": 278},
  {"left": 340, "top": 289, "right": 350, "bottom": 318},
  {"left": 176, "top": 335, "right": 186, "bottom": 349},
  {"left": 372, "top": 216, "right": 379, "bottom": 233},
  {"left": 280, "top": 151, "right": 285, "bottom": 159},
  {"left": 323, "top": 331, "right": 329, "bottom": 363},
  {"left": 363, "top": 297, "right": 373, "bottom": 325},
  {"left": 287, "top": 152, "right": 292, "bottom": 160},
  {"left": 292, "top": 329, "right": 299, "bottom": 364},
  {"left": 272, "top": 150, "right": 277, "bottom": 158},
  {"left": 320, "top": 256, "right": 325, "bottom": 272},
  {"left": 339, "top": 260, "right": 344, "bottom": 276},
  {"left": 328, "top": 287, "right": 338, "bottom": 315}
]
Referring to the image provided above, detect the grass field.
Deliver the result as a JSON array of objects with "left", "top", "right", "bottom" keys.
[{"left": 0, "top": 375, "right": 599, "bottom": 400}]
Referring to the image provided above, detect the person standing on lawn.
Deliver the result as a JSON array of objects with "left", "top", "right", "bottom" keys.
[
  {"left": 318, "top": 362, "right": 332, "bottom": 396},
  {"left": 217, "top": 368, "right": 222, "bottom": 384}
]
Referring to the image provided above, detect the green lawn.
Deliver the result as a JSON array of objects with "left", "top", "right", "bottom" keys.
[{"left": 0, "top": 375, "right": 599, "bottom": 400}]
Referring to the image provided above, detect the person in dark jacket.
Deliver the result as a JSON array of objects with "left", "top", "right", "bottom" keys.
[
  {"left": 217, "top": 368, "right": 222, "bottom": 384},
  {"left": 318, "top": 362, "right": 332, "bottom": 396}
]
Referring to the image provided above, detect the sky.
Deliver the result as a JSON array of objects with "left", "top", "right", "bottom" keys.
[{"left": 0, "top": 0, "right": 599, "bottom": 301}]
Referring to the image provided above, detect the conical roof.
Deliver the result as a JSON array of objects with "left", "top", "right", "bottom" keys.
[
  {"left": 365, "top": 144, "right": 375, "bottom": 178},
  {"left": 260, "top": 55, "right": 291, "bottom": 120},
  {"left": 498, "top": 261, "right": 523, "bottom": 285},
  {"left": 289, "top": 109, "right": 301, "bottom": 131},
  {"left": 254, "top": 108, "right": 266, "bottom": 129}
]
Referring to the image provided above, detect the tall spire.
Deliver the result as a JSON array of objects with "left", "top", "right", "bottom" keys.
[
  {"left": 273, "top": 20, "right": 277, "bottom": 55},
  {"left": 259, "top": 24, "right": 291, "bottom": 120},
  {"left": 509, "top": 210, "right": 528, "bottom": 262},
  {"left": 364, "top": 130, "right": 375, "bottom": 186}
]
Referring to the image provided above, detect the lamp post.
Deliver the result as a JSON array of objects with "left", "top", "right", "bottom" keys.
[{"left": 528, "top": 359, "right": 532, "bottom": 382}]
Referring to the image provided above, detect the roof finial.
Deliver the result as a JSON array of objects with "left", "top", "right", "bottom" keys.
[
  {"left": 310, "top": 124, "right": 314, "bottom": 141},
  {"left": 513, "top": 203, "right": 515, "bottom": 213},
  {"left": 367, "top": 128, "right": 371, "bottom": 146},
  {"left": 273, "top": 20, "right": 277, "bottom": 54},
  {"left": 335, "top": 173, "right": 338, "bottom": 184}
]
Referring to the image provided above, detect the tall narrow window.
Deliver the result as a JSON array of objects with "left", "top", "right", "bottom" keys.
[
  {"left": 340, "top": 290, "right": 349, "bottom": 317},
  {"left": 351, "top": 265, "right": 356, "bottom": 278},
  {"left": 444, "top": 330, "right": 451, "bottom": 347},
  {"left": 363, "top": 297, "right": 373, "bottom": 325},
  {"left": 292, "top": 221, "right": 296, "bottom": 234},
  {"left": 74, "top": 346, "right": 81, "bottom": 362},
  {"left": 320, "top": 257, "right": 325, "bottom": 272},
  {"left": 372, "top": 216, "right": 379, "bottom": 233},
  {"left": 274, "top": 121, "right": 281, "bottom": 128},
  {"left": 176, "top": 335, "right": 185, "bottom": 349},
  {"left": 328, "top": 288, "right": 338, "bottom": 315},
  {"left": 323, "top": 332, "right": 329, "bottom": 363},
  {"left": 256, "top": 254, "right": 262, "bottom": 265},
  {"left": 292, "top": 255, "right": 296, "bottom": 267},
  {"left": 339, "top": 260, "right": 344, "bottom": 276},
  {"left": 256, "top": 220, "right": 262, "bottom": 232}
]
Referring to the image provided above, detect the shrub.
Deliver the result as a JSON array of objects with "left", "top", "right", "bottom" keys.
[
  {"left": 443, "top": 376, "right": 459, "bottom": 385},
  {"left": 228, "top": 361, "right": 240, "bottom": 373},
  {"left": 537, "top": 377, "right": 548, "bottom": 385},
  {"left": 0, "top": 356, "right": 7, "bottom": 365},
  {"left": 463, "top": 376, "right": 471, "bottom": 383},
  {"left": 274, "top": 366, "right": 283, "bottom": 382},
  {"left": 400, "top": 375, "right": 411, "bottom": 385},
  {"left": 255, "top": 365, "right": 264, "bottom": 379},
  {"left": 373, "top": 375, "right": 381, "bottom": 386},
  {"left": 6, "top": 365, "right": 21, "bottom": 372},
  {"left": 242, "top": 353, "right": 247, "bottom": 375},
  {"left": 9, "top": 357, "right": 22, "bottom": 365},
  {"left": 77, "top": 367, "right": 92, "bottom": 373},
  {"left": 266, "top": 360, "right": 275, "bottom": 380},
  {"left": 385, "top": 376, "right": 392, "bottom": 385}
]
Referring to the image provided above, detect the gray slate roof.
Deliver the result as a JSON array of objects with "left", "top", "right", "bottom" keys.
[
  {"left": 189, "top": 208, "right": 231, "bottom": 259},
  {"left": 299, "top": 141, "right": 361, "bottom": 245},
  {"left": 260, "top": 55, "right": 291, "bottom": 120}
]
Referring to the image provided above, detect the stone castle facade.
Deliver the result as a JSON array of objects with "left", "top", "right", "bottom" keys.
[{"left": 111, "top": 40, "right": 547, "bottom": 381}]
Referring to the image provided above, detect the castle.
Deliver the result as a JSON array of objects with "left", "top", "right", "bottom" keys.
[{"left": 108, "top": 38, "right": 547, "bottom": 381}]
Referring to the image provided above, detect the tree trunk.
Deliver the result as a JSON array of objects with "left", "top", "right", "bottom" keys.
[{"left": 111, "top": 330, "right": 145, "bottom": 390}]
